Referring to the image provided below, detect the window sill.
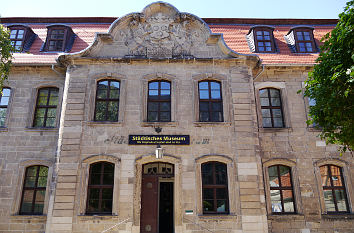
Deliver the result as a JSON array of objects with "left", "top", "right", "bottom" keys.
[
  {"left": 25, "top": 127, "right": 59, "bottom": 132},
  {"left": 259, "top": 127, "right": 292, "bottom": 133},
  {"left": 268, "top": 214, "right": 304, "bottom": 221},
  {"left": 141, "top": 121, "right": 178, "bottom": 127},
  {"left": 322, "top": 213, "right": 354, "bottom": 220},
  {"left": 194, "top": 122, "right": 231, "bottom": 127},
  {"left": 86, "top": 121, "right": 123, "bottom": 127},
  {"left": 197, "top": 214, "right": 237, "bottom": 220},
  {"left": 77, "top": 214, "right": 119, "bottom": 221},
  {"left": 11, "top": 214, "right": 47, "bottom": 219}
]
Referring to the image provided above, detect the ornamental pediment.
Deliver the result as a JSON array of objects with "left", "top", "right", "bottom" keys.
[{"left": 58, "top": 2, "right": 257, "bottom": 62}]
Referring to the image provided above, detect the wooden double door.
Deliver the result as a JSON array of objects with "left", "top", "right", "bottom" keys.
[{"left": 140, "top": 163, "right": 174, "bottom": 233}]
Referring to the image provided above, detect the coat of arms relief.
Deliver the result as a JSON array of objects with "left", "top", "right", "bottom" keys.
[{"left": 118, "top": 12, "right": 207, "bottom": 58}]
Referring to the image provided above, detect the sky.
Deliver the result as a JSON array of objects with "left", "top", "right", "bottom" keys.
[{"left": 0, "top": 0, "right": 349, "bottom": 19}]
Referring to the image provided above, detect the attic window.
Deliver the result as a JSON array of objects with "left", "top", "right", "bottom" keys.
[
  {"left": 8, "top": 25, "right": 37, "bottom": 52},
  {"left": 42, "top": 25, "right": 76, "bottom": 52},
  {"left": 246, "top": 26, "right": 276, "bottom": 53},
  {"left": 285, "top": 27, "right": 317, "bottom": 53},
  {"left": 295, "top": 30, "right": 315, "bottom": 53}
]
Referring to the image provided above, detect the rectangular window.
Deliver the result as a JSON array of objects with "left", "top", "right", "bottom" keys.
[
  {"left": 0, "top": 88, "right": 11, "bottom": 127},
  {"left": 296, "top": 31, "right": 315, "bottom": 53},
  {"left": 320, "top": 165, "right": 349, "bottom": 213},
  {"left": 10, "top": 28, "right": 25, "bottom": 51},
  {"left": 259, "top": 88, "right": 284, "bottom": 128},
  {"left": 20, "top": 165, "right": 48, "bottom": 215},
  {"left": 33, "top": 87, "right": 59, "bottom": 127},
  {"left": 268, "top": 165, "right": 296, "bottom": 213},
  {"left": 94, "top": 80, "right": 120, "bottom": 122},
  {"left": 199, "top": 81, "right": 223, "bottom": 122},
  {"left": 86, "top": 162, "right": 114, "bottom": 214},
  {"left": 202, "top": 162, "right": 229, "bottom": 214},
  {"left": 147, "top": 81, "right": 171, "bottom": 122},
  {"left": 47, "top": 29, "right": 66, "bottom": 51}
]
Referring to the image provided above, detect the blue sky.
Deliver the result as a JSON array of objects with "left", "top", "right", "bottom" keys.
[{"left": 0, "top": 0, "right": 348, "bottom": 19}]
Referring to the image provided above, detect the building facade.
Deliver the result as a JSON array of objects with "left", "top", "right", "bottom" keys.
[{"left": 0, "top": 2, "right": 353, "bottom": 233}]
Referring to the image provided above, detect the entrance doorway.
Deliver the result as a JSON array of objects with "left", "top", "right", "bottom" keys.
[{"left": 140, "top": 162, "right": 174, "bottom": 233}]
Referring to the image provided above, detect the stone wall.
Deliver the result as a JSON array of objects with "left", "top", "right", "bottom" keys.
[{"left": 0, "top": 66, "right": 64, "bottom": 233}]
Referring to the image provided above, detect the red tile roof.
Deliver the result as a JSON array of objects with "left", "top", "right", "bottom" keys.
[{"left": 2, "top": 18, "right": 336, "bottom": 65}]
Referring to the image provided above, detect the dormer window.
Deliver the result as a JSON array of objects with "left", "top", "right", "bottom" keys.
[
  {"left": 8, "top": 25, "right": 37, "bottom": 52},
  {"left": 246, "top": 26, "right": 277, "bottom": 53},
  {"left": 42, "top": 25, "right": 76, "bottom": 52},
  {"left": 285, "top": 27, "right": 318, "bottom": 53}
]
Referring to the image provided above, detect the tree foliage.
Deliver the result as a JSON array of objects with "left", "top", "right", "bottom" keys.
[
  {"left": 0, "top": 24, "right": 15, "bottom": 90},
  {"left": 304, "top": 1, "right": 354, "bottom": 152}
]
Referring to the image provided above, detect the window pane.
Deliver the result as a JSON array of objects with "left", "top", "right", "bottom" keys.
[
  {"left": 160, "top": 90, "right": 170, "bottom": 97},
  {"left": 102, "top": 199, "right": 113, "bottom": 212},
  {"left": 210, "top": 82, "right": 220, "bottom": 90},
  {"left": 109, "top": 89, "right": 120, "bottom": 99},
  {"left": 149, "top": 90, "right": 158, "bottom": 97},
  {"left": 297, "top": 32, "right": 304, "bottom": 40},
  {"left": 199, "top": 90, "right": 209, "bottom": 99},
  {"left": 10, "top": 30, "right": 17, "bottom": 39},
  {"left": 89, "top": 188, "right": 100, "bottom": 199},
  {"left": 203, "top": 200, "right": 214, "bottom": 212},
  {"left": 268, "top": 166, "right": 279, "bottom": 187},
  {"left": 282, "top": 190, "right": 295, "bottom": 212},
  {"left": 216, "top": 200, "right": 227, "bottom": 212},
  {"left": 107, "top": 101, "right": 119, "bottom": 121},
  {"left": 160, "top": 82, "right": 170, "bottom": 90},
  {"left": 0, "top": 96, "right": 9, "bottom": 105},
  {"left": 259, "top": 89, "right": 268, "bottom": 98},
  {"left": 34, "top": 190, "right": 45, "bottom": 213},
  {"left": 304, "top": 32, "right": 310, "bottom": 40},
  {"left": 262, "top": 118, "right": 272, "bottom": 127},
  {"left": 36, "top": 108, "right": 46, "bottom": 117},
  {"left": 95, "top": 101, "right": 107, "bottom": 121},
  {"left": 46, "top": 117, "right": 56, "bottom": 127},
  {"left": 203, "top": 188, "right": 213, "bottom": 199},
  {"left": 25, "top": 177, "right": 36, "bottom": 187},
  {"left": 160, "top": 112, "right": 170, "bottom": 122},
  {"left": 160, "top": 102, "right": 171, "bottom": 111},
  {"left": 323, "top": 190, "right": 336, "bottom": 212},
  {"left": 320, "top": 166, "right": 331, "bottom": 186},
  {"left": 212, "top": 102, "right": 222, "bottom": 111},
  {"left": 199, "top": 112, "right": 209, "bottom": 122},
  {"left": 335, "top": 189, "right": 348, "bottom": 212},
  {"left": 216, "top": 188, "right": 227, "bottom": 199},
  {"left": 272, "top": 109, "right": 282, "bottom": 118},
  {"left": 211, "top": 112, "right": 222, "bottom": 122},
  {"left": 260, "top": 97, "right": 269, "bottom": 106},
  {"left": 261, "top": 109, "right": 271, "bottom": 118},
  {"left": 21, "top": 190, "right": 34, "bottom": 213},
  {"left": 202, "top": 163, "right": 213, "bottom": 185},
  {"left": 271, "top": 98, "right": 280, "bottom": 106},
  {"left": 273, "top": 117, "right": 283, "bottom": 128},
  {"left": 215, "top": 163, "right": 227, "bottom": 185},
  {"left": 103, "top": 173, "right": 114, "bottom": 185},
  {"left": 90, "top": 174, "right": 101, "bottom": 185},
  {"left": 0, "top": 109, "right": 7, "bottom": 127},
  {"left": 148, "top": 111, "right": 158, "bottom": 122},
  {"left": 148, "top": 102, "right": 158, "bottom": 111},
  {"left": 149, "top": 82, "right": 158, "bottom": 90},
  {"left": 34, "top": 117, "right": 44, "bottom": 127},
  {"left": 47, "top": 108, "right": 56, "bottom": 118},
  {"left": 279, "top": 166, "right": 291, "bottom": 187},
  {"left": 211, "top": 90, "right": 221, "bottom": 99},
  {"left": 199, "top": 82, "right": 208, "bottom": 90},
  {"left": 199, "top": 102, "right": 209, "bottom": 112},
  {"left": 27, "top": 166, "right": 38, "bottom": 176},
  {"left": 270, "top": 190, "right": 282, "bottom": 212}
]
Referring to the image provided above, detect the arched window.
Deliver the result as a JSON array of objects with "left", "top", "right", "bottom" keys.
[
  {"left": 268, "top": 165, "right": 296, "bottom": 213},
  {"left": 147, "top": 81, "right": 171, "bottom": 122},
  {"left": 33, "top": 87, "right": 59, "bottom": 127},
  {"left": 0, "top": 87, "right": 11, "bottom": 127},
  {"left": 259, "top": 88, "right": 284, "bottom": 128},
  {"left": 198, "top": 80, "right": 223, "bottom": 122},
  {"left": 86, "top": 162, "right": 115, "bottom": 214},
  {"left": 20, "top": 165, "right": 48, "bottom": 215},
  {"left": 94, "top": 80, "right": 120, "bottom": 122},
  {"left": 201, "top": 162, "right": 229, "bottom": 214},
  {"left": 320, "top": 165, "right": 349, "bottom": 213}
]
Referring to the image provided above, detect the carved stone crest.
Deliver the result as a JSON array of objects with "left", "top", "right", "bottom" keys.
[{"left": 121, "top": 10, "right": 198, "bottom": 58}]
